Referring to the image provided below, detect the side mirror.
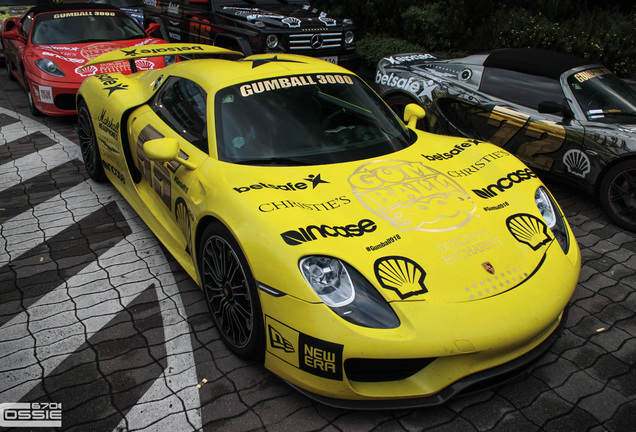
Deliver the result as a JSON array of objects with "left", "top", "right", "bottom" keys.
[
  {"left": 538, "top": 101, "right": 572, "bottom": 119},
  {"left": 145, "top": 22, "right": 161, "bottom": 36},
  {"left": 403, "top": 103, "right": 426, "bottom": 129},
  {"left": 1, "top": 31, "right": 27, "bottom": 44},
  {"left": 143, "top": 138, "right": 197, "bottom": 170}
]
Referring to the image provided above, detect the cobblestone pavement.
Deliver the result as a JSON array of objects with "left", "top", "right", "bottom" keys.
[{"left": 0, "top": 73, "right": 635, "bottom": 432}]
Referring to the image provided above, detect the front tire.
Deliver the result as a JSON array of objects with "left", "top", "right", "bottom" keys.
[
  {"left": 199, "top": 223, "right": 264, "bottom": 359},
  {"left": 77, "top": 100, "right": 107, "bottom": 182},
  {"left": 600, "top": 160, "right": 636, "bottom": 231}
]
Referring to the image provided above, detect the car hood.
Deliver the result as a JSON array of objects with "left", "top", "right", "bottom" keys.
[
  {"left": 216, "top": 3, "right": 343, "bottom": 28},
  {"left": 31, "top": 38, "right": 165, "bottom": 79},
  {"left": 215, "top": 134, "right": 573, "bottom": 305}
]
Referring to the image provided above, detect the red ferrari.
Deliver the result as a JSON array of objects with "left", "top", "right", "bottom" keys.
[{"left": 1, "top": 3, "right": 169, "bottom": 116}]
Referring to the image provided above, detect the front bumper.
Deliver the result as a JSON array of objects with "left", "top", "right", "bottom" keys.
[
  {"left": 285, "top": 306, "right": 568, "bottom": 409},
  {"left": 259, "top": 239, "right": 580, "bottom": 407},
  {"left": 26, "top": 72, "right": 81, "bottom": 116}
]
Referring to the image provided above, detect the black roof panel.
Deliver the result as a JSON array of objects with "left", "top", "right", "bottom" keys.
[{"left": 483, "top": 48, "right": 591, "bottom": 79}]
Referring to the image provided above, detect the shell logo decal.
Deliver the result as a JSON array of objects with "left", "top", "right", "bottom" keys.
[
  {"left": 506, "top": 213, "right": 551, "bottom": 250},
  {"left": 349, "top": 160, "right": 475, "bottom": 232},
  {"left": 374, "top": 256, "right": 427, "bottom": 299},
  {"left": 563, "top": 149, "right": 591, "bottom": 178}
]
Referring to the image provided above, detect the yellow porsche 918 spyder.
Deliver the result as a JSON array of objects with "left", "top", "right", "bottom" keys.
[{"left": 76, "top": 44, "right": 581, "bottom": 409}]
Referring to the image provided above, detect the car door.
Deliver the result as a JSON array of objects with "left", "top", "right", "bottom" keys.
[
  {"left": 3, "top": 13, "right": 31, "bottom": 77},
  {"left": 463, "top": 67, "right": 586, "bottom": 174},
  {"left": 127, "top": 75, "right": 209, "bottom": 264}
]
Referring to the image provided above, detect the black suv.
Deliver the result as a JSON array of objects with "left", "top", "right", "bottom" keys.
[{"left": 142, "top": 0, "right": 360, "bottom": 70}]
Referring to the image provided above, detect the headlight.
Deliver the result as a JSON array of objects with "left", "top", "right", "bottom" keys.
[
  {"left": 535, "top": 186, "right": 569, "bottom": 253},
  {"left": 35, "top": 59, "right": 65, "bottom": 77},
  {"left": 300, "top": 256, "right": 400, "bottom": 329},
  {"left": 266, "top": 34, "right": 279, "bottom": 49},
  {"left": 344, "top": 31, "right": 354, "bottom": 45}
]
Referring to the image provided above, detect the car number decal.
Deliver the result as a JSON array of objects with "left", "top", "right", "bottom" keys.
[{"left": 487, "top": 105, "right": 566, "bottom": 171}]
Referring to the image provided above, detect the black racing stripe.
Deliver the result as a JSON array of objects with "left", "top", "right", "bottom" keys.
[
  {"left": 0, "top": 201, "right": 132, "bottom": 327},
  {"left": 0, "top": 131, "right": 58, "bottom": 166},
  {"left": 0, "top": 159, "right": 88, "bottom": 224},
  {"left": 18, "top": 283, "right": 168, "bottom": 431}
]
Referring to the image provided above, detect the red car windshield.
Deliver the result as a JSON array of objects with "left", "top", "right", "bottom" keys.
[{"left": 30, "top": 10, "right": 146, "bottom": 45}]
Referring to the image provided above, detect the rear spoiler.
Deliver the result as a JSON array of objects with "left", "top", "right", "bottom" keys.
[{"left": 81, "top": 43, "right": 244, "bottom": 72}]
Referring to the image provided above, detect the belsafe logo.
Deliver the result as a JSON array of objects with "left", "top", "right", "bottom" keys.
[
  {"left": 472, "top": 168, "right": 537, "bottom": 199},
  {"left": 280, "top": 219, "right": 376, "bottom": 246},
  {"left": 234, "top": 174, "right": 328, "bottom": 193}
]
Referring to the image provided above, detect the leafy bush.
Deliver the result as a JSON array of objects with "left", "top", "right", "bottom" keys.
[
  {"left": 356, "top": 34, "right": 425, "bottom": 68},
  {"left": 313, "top": 0, "right": 636, "bottom": 77}
]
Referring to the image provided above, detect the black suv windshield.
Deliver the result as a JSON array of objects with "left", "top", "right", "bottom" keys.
[
  {"left": 215, "top": 73, "right": 413, "bottom": 165},
  {"left": 567, "top": 67, "right": 636, "bottom": 123}
]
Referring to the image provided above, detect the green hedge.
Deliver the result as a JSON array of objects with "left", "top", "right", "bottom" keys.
[{"left": 314, "top": 0, "right": 636, "bottom": 77}]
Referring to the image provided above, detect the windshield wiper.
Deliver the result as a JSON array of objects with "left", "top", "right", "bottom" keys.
[{"left": 233, "top": 157, "right": 316, "bottom": 166}]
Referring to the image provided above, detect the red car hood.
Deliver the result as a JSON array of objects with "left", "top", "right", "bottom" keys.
[{"left": 33, "top": 38, "right": 166, "bottom": 79}]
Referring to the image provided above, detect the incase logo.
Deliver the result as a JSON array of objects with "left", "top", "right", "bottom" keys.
[
  {"left": 280, "top": 219, "right": 376, "bottom": 246},
  {"left": 472, "top": 168, "right": 537, "bottom": 199}
]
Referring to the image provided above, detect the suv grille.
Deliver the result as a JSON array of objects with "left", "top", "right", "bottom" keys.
[{"left": 289, "top": 32, "right": 342, "bottom": 51}]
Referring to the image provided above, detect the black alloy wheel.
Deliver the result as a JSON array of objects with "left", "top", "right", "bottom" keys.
[
  {"left": 77, "top": 100, "right": 107, "bottom": 182},
  {"left": 199, "top": 223, "right": 264, "bottom": 359},
  {"left": 600, "top": 160, "right": 636, "bottom": 232}
]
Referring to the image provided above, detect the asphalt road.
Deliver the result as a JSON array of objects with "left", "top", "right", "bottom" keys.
[{"left": 0, "top": 73, "right": 635, "bottom": 432}]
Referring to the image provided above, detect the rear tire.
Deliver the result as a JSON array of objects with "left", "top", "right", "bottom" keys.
[
  {"left": 599, "top": 160, "right": 636, "bottom": 232},
  {"left": 77, "top": 100, "right": 107, "bottom": 182},
  {"left": 5, "top": 57, "right": 16, "bottom": 81}
]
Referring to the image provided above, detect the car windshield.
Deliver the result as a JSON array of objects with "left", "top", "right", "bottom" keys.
[
  {"left": 215, "top": 73, "right": 413, "bottom": 165},
  {"left": 567, "top": 67, "right": 636, "bottom": 123},
  {"left": 30, "top": 10, "right": 146, "bottom": 45}
]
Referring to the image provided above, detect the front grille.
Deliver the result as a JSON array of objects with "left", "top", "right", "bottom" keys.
[
  {"left": 54, "top": 94, "right": 76, "bottom": 111},
  {"left": 289, "top": 32, "right": 342, "bottom": 51},
  {"left": 344, "top": 357, "right": 437, "bottom": 382}
]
